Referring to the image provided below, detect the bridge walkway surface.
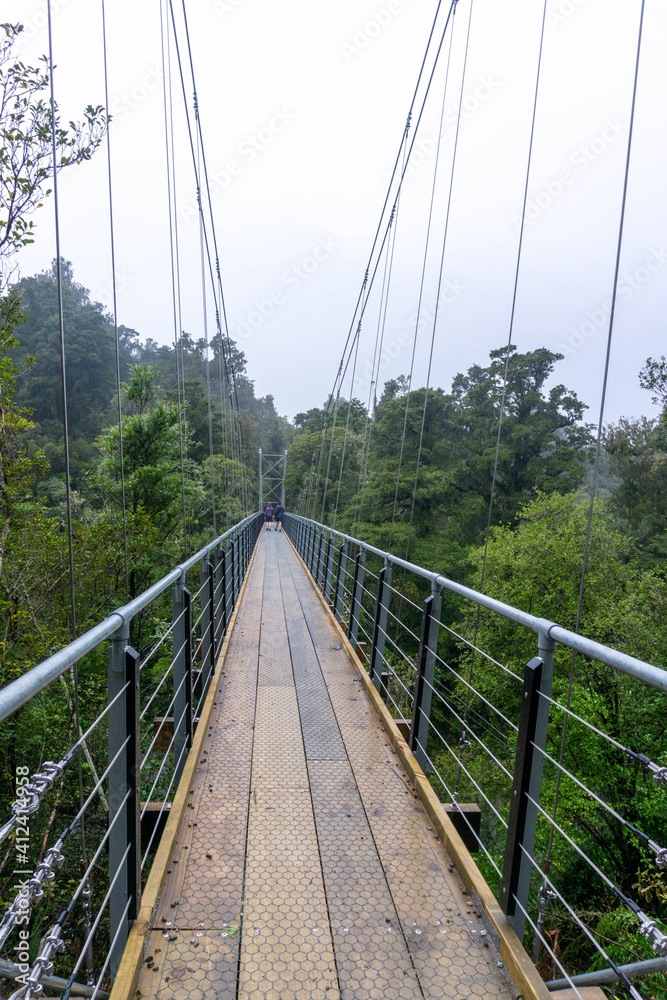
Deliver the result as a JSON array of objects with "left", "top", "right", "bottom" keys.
[{"left": 131, "top": 531, "right": 515, "bottom": 1000}]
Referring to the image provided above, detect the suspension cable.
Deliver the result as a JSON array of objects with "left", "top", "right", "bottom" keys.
[
  {"left": 100, "top": 0, "right": 129, "bottom": 601},
  {"left": 449, "top": 0, "right": 546, "bottom": 801},
  {"left": 404, "top": 0, "right": 475, "bottom": 563},
  {"left": 541, "top": 0, "right": 647, "bottom": 938},
  {"left": 389, "top": 9, "right": 457, "bottom": 552},
  {"left": 159, "top": 0, "right": 190, "bottom": 557},
  {"left": 46, "top": 3, "right": 92, "bottom": 982}
]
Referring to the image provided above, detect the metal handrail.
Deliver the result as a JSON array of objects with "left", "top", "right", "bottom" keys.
[
  {"left": 287, "top": 514, "right": 667, "bottom": 691},
  {"left": 0, "top": 513, "right": 260, "bottom": 723}
]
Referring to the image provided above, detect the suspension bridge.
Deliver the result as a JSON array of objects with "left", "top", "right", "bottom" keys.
[{"left": 1, "top": 0, "right": 665, "bottom": 997}]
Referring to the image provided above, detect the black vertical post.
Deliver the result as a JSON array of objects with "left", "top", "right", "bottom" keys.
[
  {"left": 501, "top": 656, "right": 544, "bottom": 922},
  {"left": 309, "top": 525, "right": 317, "bottom": 573},
  {"left": 333, "top": 542, "right": 347, "bottom": 622},
  {"left": 409, "top": 585, "right": 442, "bottom": 769},
  {"left": 200, "top": 559, "right": 214, "bottom": 693},
  {"left": 318, "top": 531, "right": 327, "bottom": 588},
  {"left": 410, "top": 595, "right": 433, "bottom": 757},
  {"left": 219, "top": 547, "right": 227, "bottom": 642},
  {"left": 314, "top": 529, "right": 322, "bottom": 583},
  {"left": 324, "top": 535, "right": 335, "bottom": 603},
  {"left": 348, "top": 550, "right": 366, "bottom": 648},
  {"left": 205, "top": 560, "right": 215, "bottom": 694},
  {"left": 173, "top": 584, "right": 192, "bottom": 776},
  {"left": 124, "top": 645, "right": 141, "bottom": 922},
  {"left": 369, "top": 564, "right": 392, "bottom": 694}
]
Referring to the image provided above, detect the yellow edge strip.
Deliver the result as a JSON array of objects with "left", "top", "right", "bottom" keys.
[
  {"left": 285, "top": 530, "right": 552, "bottom": 1000},
  {"left": 110, "top": 533, "right": 261, "bottom": 1000}
]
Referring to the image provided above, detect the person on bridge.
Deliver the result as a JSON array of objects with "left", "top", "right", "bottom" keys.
[
  {"left": 264, "top": 503, "right": 274, "bottom": 530},
  {"left": 274, "top": 503, "right": 285, "bottom": 531}
]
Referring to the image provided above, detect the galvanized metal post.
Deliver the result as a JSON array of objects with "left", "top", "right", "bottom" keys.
[
  {"left": 324, "top": 535, "right": 335, "bottom": 602},
  {"left": 333, "top": 542, "right": 348, "bottom": 623},
  {"left": 258, "top": 449, "right": 263, "bottom": 510},
  {"left": 108, "top": 621, "right": 130, "bottom": 977},
  {"left": 225, "top": 539, "right": 234, "bottom": 627},
  {"left": 231, "top": 532, "right": 238, "bottom": 605},
  {"left": 317, "top": 531, "right": 327, "bottom": 589},
  {"left": 214, "top": 545, "right": 224, "bottom": 654},
  {"left": 501, "top": 656, "right": 544, "bottom": 932},
  {"left": 172, "top": 580, "right": 192, "bottom": 783},
  {"left": 200, "top": 560, "right": 212, "bottom": 682},
  {"left": 409, "top": 584, "right": 442, "bottom": 769},
  {"left": 124, "top": 646, "right": 141, "bottom": 922},
  {"left": 369, "top": 562, "right": 393, "bottom": 695},
  {"left": 281, "top": 450, "right": 287, "bottom": 507},
  {"left": 513, "top": 633, "right": 556, "bottom": 942},
  {"left": 348, "top": 549, "right": 366, "bottom": 649},
  {"left": 200, "top": 559, "right": 215, "bottom": 699},
  {"left": 306, "top": 524, "right": 315, "bottom": 575}
]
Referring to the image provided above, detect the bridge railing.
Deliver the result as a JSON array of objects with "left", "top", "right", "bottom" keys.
[
  {"left": 284, "top": 513, "right": 667, "bottom": 998},
  {"left": 0, "top": 512, "right": 263, "bottom": 999}
]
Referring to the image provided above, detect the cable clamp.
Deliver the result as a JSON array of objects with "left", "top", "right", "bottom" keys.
[
  {"left": 652, "top": 766, "right": 667, "bottom": 788},
  {"left": 640, "top": 918, "right": 667, "bottom": 957},
  {"left": 655, "top": 848, "right": 667, "bottom": 871}
]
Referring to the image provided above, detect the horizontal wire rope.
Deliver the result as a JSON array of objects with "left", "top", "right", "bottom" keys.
[{"left": 514, "top": 845, "right": 644, "bottom": 1000}]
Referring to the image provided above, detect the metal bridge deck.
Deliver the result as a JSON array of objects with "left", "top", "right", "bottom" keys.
[{"left": 134, "top": 531, "right": 514, "bottom": 1000}]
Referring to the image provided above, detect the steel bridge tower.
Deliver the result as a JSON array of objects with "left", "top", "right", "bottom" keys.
[{"left": 258, "top": 448, "right": 288, "bottom": 510}]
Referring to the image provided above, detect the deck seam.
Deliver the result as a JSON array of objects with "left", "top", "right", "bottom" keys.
[{"left": 278, "top": 544, "right": 427, "bottom": 998}]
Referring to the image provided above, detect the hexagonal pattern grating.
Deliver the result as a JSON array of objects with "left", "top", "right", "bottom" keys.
[{"left": 134, "top": 533, "right": 516, "bottom": 1000}]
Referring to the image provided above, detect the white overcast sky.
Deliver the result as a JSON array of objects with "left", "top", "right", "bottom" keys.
[{"left": 6, "top": 0, "right": 667, "bottom": 427}]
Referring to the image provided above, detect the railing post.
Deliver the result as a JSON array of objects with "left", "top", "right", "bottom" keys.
[
  {"left": 369, "top": 561, "right": 393, "bottom": 695},
  {"left": 124, "top": 646, "right": 141, "bottom": 923},
  {"left": 214, "top": 544, "right": 224, "bottom": 654},
  {"left": 333, "top": 542, "right": 348, "bottom": 622},
  {"left": 501, "top": 656, "right": 544, "bottom": 933},
  {"left": 348, "top": 549, "right": 366, "bottom": 649},
  {"left": 218, "top": 546, "right": 227, "bottom": 647},
  {"left": 173, "top": 579, "right": 192, "bottom": 782},
  {"left": 409, "top": 583, "right": 442, "bottom": 769},
  {"left": 513, "top": 634, "right": 555, "bottom": 941},
  {"left": 108, "top": 620, "right": 130, "bottom": 977},
  {"left": 231, "top": 532, "right": 238, "bottom": 605},
  {"left": 314, "top": 529, "right": 322, "bottom": 584},
  {"left": 200, "top": 559, "right": 215, "bottom": 698},
  {"left": 318, "top": 531, "right": 327, "bottom": 589},
  {"left": 323, "top": 535, "right": 335, "bottom": 601},
  {"left": 309, "top": 526, "right": 317, "bottom": 576}
]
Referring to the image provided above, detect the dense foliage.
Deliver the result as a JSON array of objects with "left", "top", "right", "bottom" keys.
[{"left": 0, "top": 19, "right": 665, "bottom": 993}]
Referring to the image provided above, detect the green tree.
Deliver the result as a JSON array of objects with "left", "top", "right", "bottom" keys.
[
  {"left": 440, "top": 491, "right": 667, "bottom": 963},
  {"left": 90, "top": 366, "right": 201, "bottom": 596},
  {"left": 11, "top": 260, "right": 124, "bottom": 478},
  {"left": 449, "top": 345, "right": 591, "bottom": 516}
]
